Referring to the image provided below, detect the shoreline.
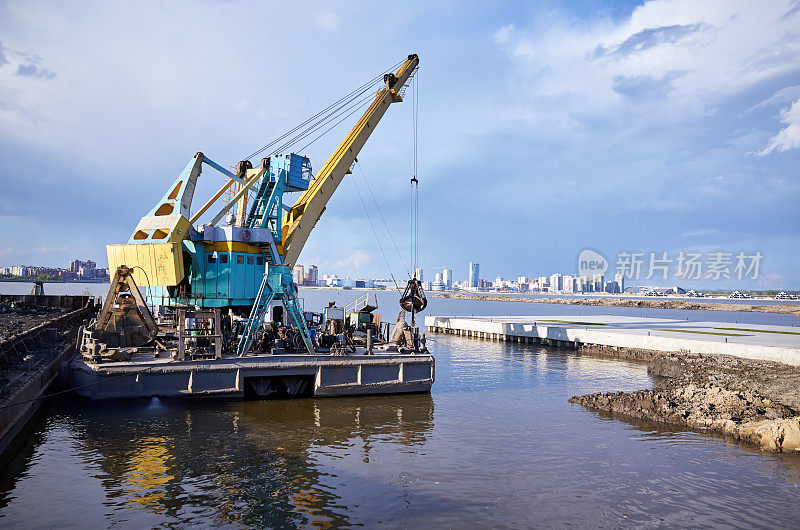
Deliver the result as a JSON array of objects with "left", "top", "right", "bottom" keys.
[
  {"left": 570, "top": 348, "right": 800, "bottom": 453},
  {"left": 435, "top": 292, "right": 800, "bottom": 316}
]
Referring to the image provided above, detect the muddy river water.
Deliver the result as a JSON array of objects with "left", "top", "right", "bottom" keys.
[{"left": 1, "top": 285, "right": 799, "bottom": 527}]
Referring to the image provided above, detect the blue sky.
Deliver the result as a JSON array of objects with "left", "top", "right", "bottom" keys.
[{"left": 0, "top": 0, "right": 799, "bottom": 289}]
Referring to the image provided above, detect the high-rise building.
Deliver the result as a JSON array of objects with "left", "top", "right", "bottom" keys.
[
  {"left": 549, "top": 273, "right": 562, "bottom": 293},
  {"left": 414, "top": 267, "right": 423, "bottom": 281},
  {"left": 293, "top": 265, "right": 304, "bottom": 285},
  {"left": 305, "top": 265, "right": 319, "bottom": 286},
  {"left": 614, "top": 273, "right": 625, "bottom": 294},
  {"left": 70, "top": 259, "right": 96, "bottom": 275},
  {"left": 468, "top": 262, "right": 479, "bottom": 288},
  {"left": 562, "top": 275, "right": 575, "bottom": 293},
  {"left": 593, "top": 274, "right": 605, "bottom": 292},
  {"left": 442, "top": 268, "right": 452, "bottom": 288}
]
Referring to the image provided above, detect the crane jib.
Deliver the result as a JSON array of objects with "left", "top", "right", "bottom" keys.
[{"left": 281, "top": 55, "right": 419, "bottom": 268}]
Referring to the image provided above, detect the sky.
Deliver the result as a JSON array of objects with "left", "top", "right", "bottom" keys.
[{"left": 0, "top": 0, "right": 799, "bottom": 290}]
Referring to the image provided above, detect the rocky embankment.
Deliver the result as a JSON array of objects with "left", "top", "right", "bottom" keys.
[
  {"left": 570, "top": 352, "right": 800, "bottom": 452},
  {"left": 435, "top": 292, "right": 800, "bottom": 316}
]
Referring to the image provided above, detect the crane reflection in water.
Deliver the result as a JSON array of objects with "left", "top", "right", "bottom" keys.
[{"left": 45, "top": 394, "right": 434, "bottom": 527}]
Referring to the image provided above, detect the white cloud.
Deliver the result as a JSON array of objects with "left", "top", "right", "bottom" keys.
[
  {"left": 494, "top": 1, "right": 800, "bottom": 124},
  {"left": 334, "top": 250, "right": 373, "bottom": 270},
  {"left": 760, "top": 98, "right": 800, "bottom": 155},
  {"left": 489, "top": 0, "right": 800, "bottom": 211},
  {"left": 0, "top": 245, "right": 68, "bottom": 260},
  {"left": 316, "top": 12, "right": 340, "bottom": 32},
  {"left": 750, "top": 85, "right": 800, "bottom": 111}
]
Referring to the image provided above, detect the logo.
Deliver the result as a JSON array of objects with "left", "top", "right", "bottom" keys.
[{"left": 577, "top": 249, "right": 608, "bottom": 277}]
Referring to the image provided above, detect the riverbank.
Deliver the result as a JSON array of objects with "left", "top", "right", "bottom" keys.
[
  {"left": 570, "top": 350, "right": 800, "bottom": 453},
  {"left": 435, "top": 292, "right": 800, "bottom": 316}
]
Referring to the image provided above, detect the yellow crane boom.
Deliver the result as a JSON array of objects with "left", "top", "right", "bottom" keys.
[{"left": 280, "top": 54, "right": 419, "bottom": 268}]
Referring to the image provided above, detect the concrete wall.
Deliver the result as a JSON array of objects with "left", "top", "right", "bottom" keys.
[{"left": 426, "top": 316, "right": 800, "bottom": 366}]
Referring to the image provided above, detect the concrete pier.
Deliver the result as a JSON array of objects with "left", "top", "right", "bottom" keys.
[{"left": 425, "top": 315, "right": 800, "bottom": 365}]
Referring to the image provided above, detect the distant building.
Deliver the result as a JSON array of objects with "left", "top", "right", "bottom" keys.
[
  {"left": 562, "top": 275, "right": 575, "bottom": 293},
  {"left": 431, "top": 272, "right": 445, "bottom": 291},
  {"left": 414, "top": 267, "right": 424, "bottom": 281},
  {"left": 321, "top": 274, "right": 342, "bottom": 287},
  {"left": 469, "top": 262, "right": 479, "bottom": 288},
  {"left": 614, "top": 273, "right": 624, "bottom": 294},
  {"left": 549, "top": 273, "right": 562, "bottom": 294},
  {"left": 293, "top": 265, "right": 304, "bottom": 285},
  {"left": 306, "top": 265, "right": 319, "bottom": 286},
  {"left": 592, "top": 274, "right": 604, "bottom": 292},
  {"left": 442, "top": 268, "right": 453, "bottom": 288}
]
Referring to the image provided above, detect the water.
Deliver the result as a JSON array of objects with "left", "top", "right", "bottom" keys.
[{"left": 1, "top": 286, "right": 799, "bottom": 526}]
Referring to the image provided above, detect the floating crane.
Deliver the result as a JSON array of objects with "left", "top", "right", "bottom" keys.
[{"left": 104, "top": 54, "right": 421, "bottom": 357}]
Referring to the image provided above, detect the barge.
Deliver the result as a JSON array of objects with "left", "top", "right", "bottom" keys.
[
  {"left": 69, "top": 55, "right": 433, "bottom": 400},
  {"left": 71, "top": 351, "right": 434, "bottom": 400}
]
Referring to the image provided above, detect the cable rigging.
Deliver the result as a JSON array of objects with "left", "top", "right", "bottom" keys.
[
  {"left": 240, "top": 59, "right": 404, "bottom": 163},
  {"left": 350, "top": 164, "right": 402, "bottom": 292}
]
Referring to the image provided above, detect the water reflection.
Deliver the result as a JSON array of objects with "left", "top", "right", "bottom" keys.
[{"left": 38, "top": 394, "right": 435, "bottom": 527}]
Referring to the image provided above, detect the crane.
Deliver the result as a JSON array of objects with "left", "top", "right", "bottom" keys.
[{"left": 106, "top": 54, "right": 420, "bottom": 356}]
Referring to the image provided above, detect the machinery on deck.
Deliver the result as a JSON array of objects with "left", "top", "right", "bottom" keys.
[{"left": 83, "top": 54, "right": 427, "bottom": 362}]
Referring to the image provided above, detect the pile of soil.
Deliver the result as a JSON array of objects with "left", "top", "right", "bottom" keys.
[{"left": 570, "top": 352, "right": 800, "bottom": 452}]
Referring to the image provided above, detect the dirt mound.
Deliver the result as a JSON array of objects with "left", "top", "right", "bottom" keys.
[{"left": 571, "top": 352, "right": 800, "bottom": 452}]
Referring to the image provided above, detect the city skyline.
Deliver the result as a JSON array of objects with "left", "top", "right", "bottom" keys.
[{"left": 3, "top": 254, "right": 794, "bottom": 294}]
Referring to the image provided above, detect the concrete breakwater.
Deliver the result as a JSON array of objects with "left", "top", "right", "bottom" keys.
[
  {"left": 426, "top": 314, "right": 800, "bottom": 452},
  {"left": 435, "top": 292, "right": 800, "bottom": 316}
]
